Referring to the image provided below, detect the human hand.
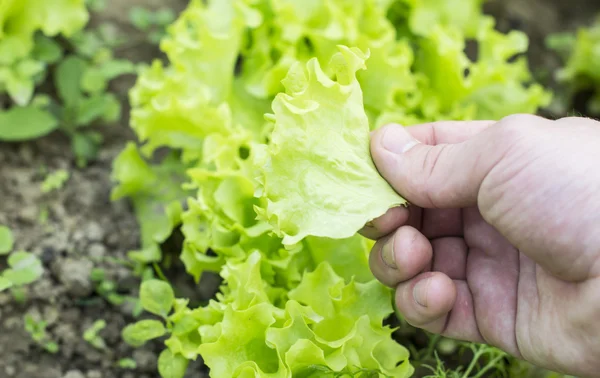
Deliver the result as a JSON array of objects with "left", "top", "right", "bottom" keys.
[{"left": 363, "top": 115, "right": 600, "bottom": 377}]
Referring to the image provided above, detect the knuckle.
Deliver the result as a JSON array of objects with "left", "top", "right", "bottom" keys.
[
  {"left": 497, "top": 113, "right": 544, "bottom": 128},
  {"left": 492, "top": 113, "right": 545, "bottom": 152},
  {"left": 556, "top": 116, "right": 600, "bottom": 126}
]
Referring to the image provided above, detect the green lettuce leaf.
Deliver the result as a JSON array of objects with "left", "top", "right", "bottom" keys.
[
  {"left": 548, "top": 15, "right": 600, "bottom": 114},
  {"left": 256, "top": 45, "right": 406, "bottom": 246},
  {"left": 116, "top": 1, "right": 556, "bottom": 377},
  {"left": 195, "top": 251, "right": 413, "bottom": 378}
]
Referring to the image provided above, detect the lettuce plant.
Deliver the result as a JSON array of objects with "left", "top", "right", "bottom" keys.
[
  {"left": 112, "top": 0, "right": 551, "bottom": 377},
  {"left": 0, "top": 0, "right": 88, "bottom": 142},
  {"left": 0, "top": 0, "right": 136, "bottom": 166},
  {"left": 547, "top": 14, "right": 600, "bottom": 114}
]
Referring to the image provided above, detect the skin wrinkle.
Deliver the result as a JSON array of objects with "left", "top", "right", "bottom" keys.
[
  {"left": 441, "top": 280, "right": 484, "bottom": 342},
  {"left": 381, "top": 231, "right": 397, "bottom": 269},
  {"left": 592, "top": 253, "right": 600, "bottom": 279},
  {"left": 569, "top": 299, "right": 600, "bottom": 372},
  {"left": 515, "top": 252, "right": 539, "bottom": 366},
  {"left": 420, "top": 143, "right": 452, "bottom": 209},
  {"left": 485, "top": 150, "right": 596, "bottom": 280},
  {"left": 477, "top": 139, "right": 529, "bottom": 226},
  {"left": 467, "top": 246, "right": 520, "bottom": 356}
]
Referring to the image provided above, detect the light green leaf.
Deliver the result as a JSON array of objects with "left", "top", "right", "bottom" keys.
[
  {"left": 140, "top": 279, "right": 174, "bottom": 317},
  {"left": 32, "top": 35, "right": 63, "bottom": 63},
  {"left": 129, "top": 7, "right": 153, "bottom": 31},
  {"left": 154, "top": 8, "right": 176, "bottom": 26},
  {"left": 305, "top": 234, "right": 373, "bottom": 284},
  {"left": 3, "top": 251, "right": 44, "bottom": 286},
  {"left": 0, "top": 277, "right": 13, "bottom": 292},
  {"left": 80, "top": 67, "right": 106, "bottom": 94},
  {"left": 41, "top": 170, "right": 70, "bottom": 193},
  {"left": 122, "top": 319, "right": 166, "bottom": 347},
  {"left": 0, "top": 225, "right": 14, "bottom": 255},
  {"left": 72, "top": 131, "right": 103, "bottom": 168},
  {"left": 70, "top": 31, "right": 104, "bottom": 59},
  {"left": 31, "top": 0, "right": 90, "bottom": 37},
  {"left": 6, "top": 75, "right": 36, "bottom": 106},
  {"left": 55, "top": 56, "right": 87, "bottom": 106},
  {"left": 256, "top": 46, "right": 407, "bottom": 246},
  {"left": 111, "top": 145, "right": 189, "bottom": 263},
  {"left": 81, "top": 60, "right": 135, "bottom": 94},
  {"left": 15, "top": 60, "right": 44, "bottom": 80},
  {"left": 100, "top": 59, "right": 136, "bottom": 80},
  {"left": 0, "top": 106, "right": 58, "bottom": 141},
  {"left": 118, "top": 358, "right": 137, "bottom": 369},
  {"left": 75, "top": 93, "right": 121, "bottom": 125},
  {"left": 198, "top": 304, "right": 281, "bottom": 377},
  {"left": 128, "top": 245, "right": 162, "bottom": 264},
  {"left": 158, "top": 349, "right": 188, "bottom": 378}
]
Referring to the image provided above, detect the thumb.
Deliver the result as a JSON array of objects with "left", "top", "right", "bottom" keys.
[{"left": 370, "top": 122, "right": 505, "bottom": 209}]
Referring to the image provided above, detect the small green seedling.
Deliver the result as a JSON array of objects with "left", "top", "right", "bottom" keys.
[
  {"left": 118, "top": 358, "right": 137, "bottom": 369},
  {"left": 85, "top": 0, "right": 106, "bottom": 12},
  {"left": 84, "top": 319, "right": 107, "bottom": 350},
  {"left": 129, "top": 6, "right": 175, "bottom": 44},
  {"left": 41, "top": 169, "right": 70, "bottom": 193},
  {"left": 0, "top": 17, "right": 135, "bottom": 167},
  {"left": 0, "top": 225, "right": 14, "bottom": 255},
  {"left": 0, "top": 227, "right": 43, "bottom": 301},
  {"left": 52, "top": 53, "right": 135, "bottom": 167},
  {"left": 121, "top": 279, "right": 173, "bottom": 347},
  {"left": 91, "top": 268, "right": 127, "bottom": 305},
  {"left": 91, "top": 268, "right": 141, "bottom": 315},
  {"left": 422, "top": 343, "right": 508, "bottom": 378},
  {"left": 24, "top": 314, "right": 59, "bottom": 353},
  {"left": 0, "top": 243, "right": 44, "bottom": 302}
]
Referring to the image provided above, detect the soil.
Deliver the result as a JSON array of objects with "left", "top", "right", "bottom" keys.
[{"left": 0, "top": 1, "right": 598, "bottom": 378}]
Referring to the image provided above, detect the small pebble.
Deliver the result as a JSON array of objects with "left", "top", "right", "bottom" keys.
[
  {"left": 88, "top": 243, "right": 106, "bottom": 260},
  {"left": 85, "top": 222, "right": 104, "bottom": 242},
  {"left": 57, "top": 258, "right": 94, "bottom": 298},
  {"left": 63, "top": 370, "right": 85, "bottom": 378},
  {"left": 5, "top": 365, "right": 15, "bottom": 376},
  {"left": 133, "top": 349, "right": 157, "bottom": 372},
  {"left": 87, "top": 370, "right": 102, "bottom": 378}
]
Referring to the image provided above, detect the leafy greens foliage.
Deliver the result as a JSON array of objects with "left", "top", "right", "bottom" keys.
[
  {"left": 24, "top": 314, "right": 59, "bottom": 354},
  {"left": 0, "top": 225, "right": 14, "bottom": 255},
  {"left": 112, "top": 0, "right": 551, "bottom": 377},
  {"left": 547, "top": 14, "right": 600, "bottom": 114},
  {"left": 0, "top": 226, "right": 43, "bottom": 302},
  {"left": 0, "top": 0, "right": 136, "bottom": 166},
  {"left": 255, "top": 47, "right": 407, "bottom": 245}
]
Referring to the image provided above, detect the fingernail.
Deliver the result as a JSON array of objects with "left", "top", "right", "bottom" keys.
[
  {"left": 413, "top": 278, "right": 430, "bottom": 307},
  {"left": 381, "top": 125, "right": 419, "bottom": 154},
  {"left": 365, "top": 221, "right": 375, "bottom": 228},
  {"left": 380, "top": 238, "right": 397, "bottom": 269}
]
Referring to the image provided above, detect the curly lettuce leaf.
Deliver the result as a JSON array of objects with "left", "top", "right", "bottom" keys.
[
  {"left": 256, "top": 45, "right": 406, "bottom": 246},
  {"left": 116, "top": 1, "right": 555, "bottom": 377},
  {"left": 304, "top": 234, "right": 374, "bottom": 284},
  {"left": 194, "top": 251, "right": 413, "bottom": 378},
  {"left": 404, "top": 0, "right": 485, "bottom": 37},
  {"left": 129, "top": 0, "right": 265, "bottom": 162},
  {"left": 548, "top": 16, "right": 600, "bottom": 113}
]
